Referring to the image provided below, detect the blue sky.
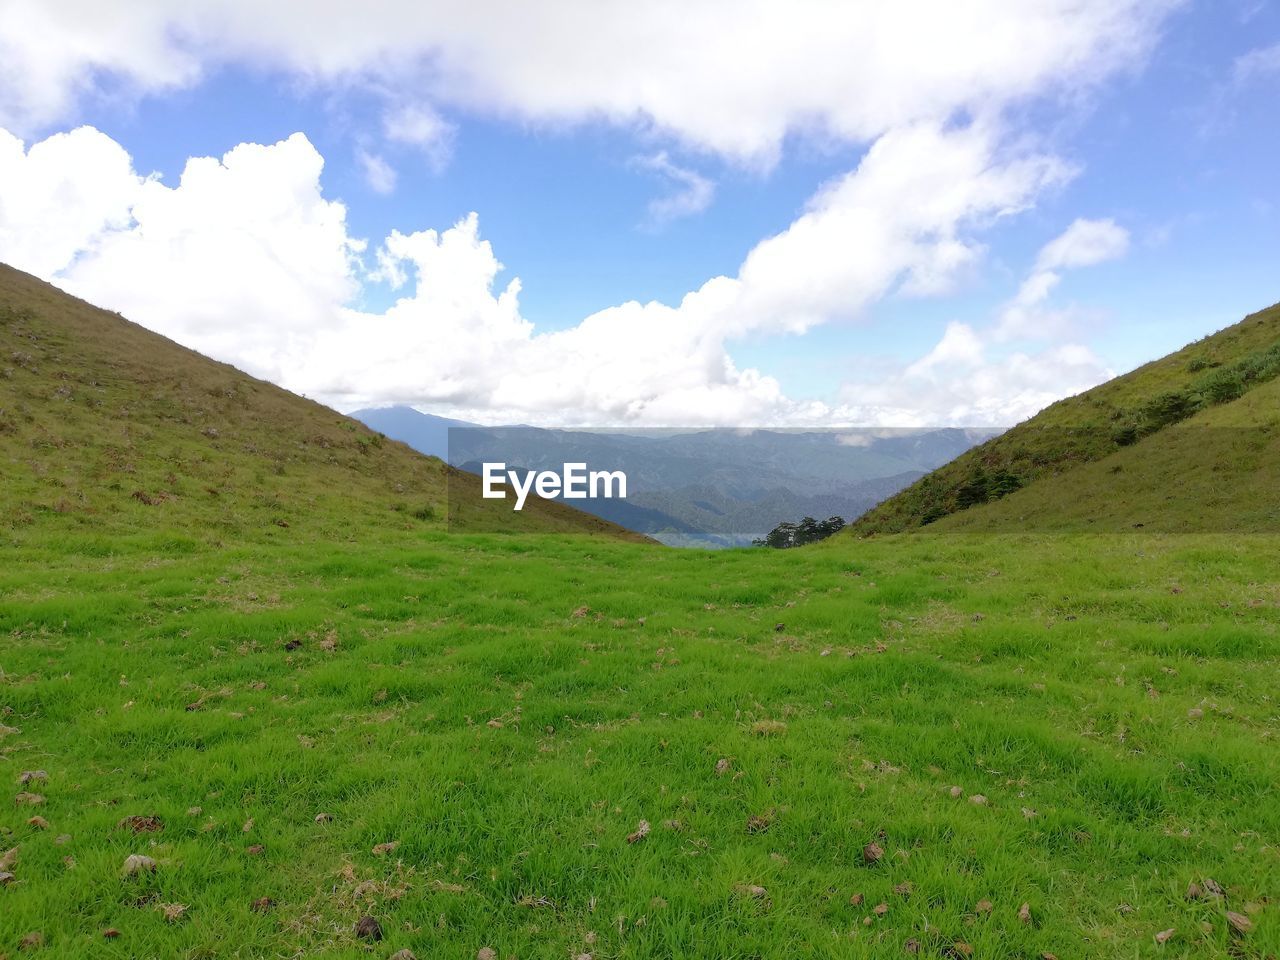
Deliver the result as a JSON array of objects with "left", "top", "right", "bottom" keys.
[{"left": 0, "top": 0, "right": 1276, "bottom": 426}]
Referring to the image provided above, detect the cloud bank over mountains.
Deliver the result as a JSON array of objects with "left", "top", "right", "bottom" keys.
[{"left": 0, "top": 0, "right": 1177, "bottom": 426}]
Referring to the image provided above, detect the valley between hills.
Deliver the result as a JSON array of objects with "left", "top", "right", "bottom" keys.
[{"left": 2, "top": 263, "right": 1278, "bottom": 958}]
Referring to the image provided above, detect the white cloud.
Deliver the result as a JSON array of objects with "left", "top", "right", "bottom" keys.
[
  {"left": 357, "top": 148, "right": 397, "bottom": 194},
  {"left": 0, "top": 123, "right": 1095, "bottom": 426},
  {"left": 996, "top": 217, "right": 1128, "bottom": 339},
  {"left": 0, "top": 1, "right": 1177, "bottom": 165},
  {"left": 0, "top": 126, "right": 142, "bottom": 276},
  {"left": 1234, "top": 41, "right": 1280, "bottom": 84},
  {"left": 381, "top": 103, "right": 454, "bottom": 172},
  {"left": 634, "top": 152, "right": 715, "bottom": 225},
  {"left": 0, "top": 0, "right": 1178, "bottom": 427},
  {"left": 6, "top": 132, "right": 364, "bottom": 380},
  {"left": 1034, "top": 217, "right": 1130, "bottom": 271},
  {"left": 839, "top": 322, "right": 1112, "bottom": 426},
  {"left": 730, "top": 124, "right": 1071, "bottom": 334}
]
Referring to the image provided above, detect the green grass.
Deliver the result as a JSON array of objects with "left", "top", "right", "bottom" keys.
[
  {"left": 2, "top": 527, "right": 1278, "bottom": 958},
  {"left": 936, "top": 376, "right": 1280, "bottom": 533}
]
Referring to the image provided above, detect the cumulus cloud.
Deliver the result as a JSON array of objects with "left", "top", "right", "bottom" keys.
[
  {"left": 730, "top": 124, "right": 1071, "bottom": 333},
  {"left": 0, "top": 0, "right": 1177, "bottom": 426},
  {"left": 841, "top": 216, "right": 1131, "bottom": 426},
  {"left": 0, "top": 126, "right": 142, "bottom": 276},
  {"left": 0, "top": 123, "right": 1094, "bottom": 426},
  {"left": 0, "top": 1, "right": 1177, "bottom": 165},
  {"left": 838, "top": 322, "right": 1112, "bottom": 426},
  {"left": 634, "top": 152, "right": 715, "bottom": 225},
  {"left": 0, "top": 131, "right": 363, "bottom": 380}
]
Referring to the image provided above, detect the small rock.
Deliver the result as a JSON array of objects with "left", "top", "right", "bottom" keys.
[
  {"left": 1018, "top": 902, "right": 1032, "bottom": 925},
  {"left": 355, "top": 915, "right": 383, "bottom": 941},
  {"left": 1154, "top": 928, "right": 1175, "bottom": 944},
  {"left": 1226, "top": 911, "right": 1253, "bottom": 935},
  {"left": 27, "top": 816, "right": 49, "bottom": 829},
  {"left": 873, "top": 902, "right": 889, "bottom": 915},
  {"left": 121, "top": 854, "right": 157, "bottom": 876},
  {"left": 863, "top": 842, "right": 884, "bottom": 864},
  {"left": 949, "top": 785, "right": 963, "bottom": 798},
  {"left": 850, "top": 892, "right": 864, "bottom": 905},
  {"left": 975, "top": 899, "right": 993, "bottom": 914},
  {"left": 1185, "top": 881, "right": 1203, "bottom": 900},
  {"left": 0, "top": 870, "right": 15, "bottom": 885},
  {"left": 477, "top": 949, "right": 497, "bottom": 960},
  {"left": 969, "top": 794, "right": 988, "bottom": 806},
  {"left": 389, "top": 951, "right": 418, "bottom": 960},
  {"left": 314, "top": 812, "right": 333, "bottom": 823},
  {"left": 1187, "top": 707, "right": 1203, "bottom": 719},
  {"left": 118, "top": 815, "right": 163, "bottom": 834},
  {"left": 1202, "top": 878, "right": 1225, "bottom": 898},
  {"left": 14, "top": 792, "right": 45, "bottom": 806},
  {"left": 0, "top": 846, "right": 16, "bottom": 870}
]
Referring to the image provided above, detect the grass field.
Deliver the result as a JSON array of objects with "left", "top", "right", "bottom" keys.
[{"left": 3, "top": 525, "right": 1278, "bottom": 958}]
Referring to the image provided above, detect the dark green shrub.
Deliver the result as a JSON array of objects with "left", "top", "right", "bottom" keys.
[{"left": 1144, "top": 391, "right": 1197, "bottom": 429}]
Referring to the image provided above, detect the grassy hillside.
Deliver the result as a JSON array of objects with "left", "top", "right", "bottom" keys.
[
  {"left": 852, "top": 301, "right": 1280, "bottom": 534},
  {"left": 938, "top": 375, "right": 1280, "bottom": 533},
  {"left": 2, "top": 271, "right": 1277, "bottom": 958},
  {"left": 0, "top": 264, "right": 644, "bottom": 544}
]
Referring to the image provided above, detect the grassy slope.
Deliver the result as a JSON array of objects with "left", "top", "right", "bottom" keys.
[
  {"left": 0, "top": 264, "right": 645, "bottom": 543},
  {"left": 1, "top": 272, "right": 1277, "bottom": 958},
  {"left": 938, "top": 374, "right": 1280, "bottom": 533},
  {"left": 852, "top": 301, "right": 1280, "bottom": 535}
]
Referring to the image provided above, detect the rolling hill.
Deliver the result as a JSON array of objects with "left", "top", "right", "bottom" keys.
[
  {"left": 0, "top": 264, "right": 647, "bottom": 544},
  {"left": 852, "top": 301, "right": 1280, "bottom": 534}
]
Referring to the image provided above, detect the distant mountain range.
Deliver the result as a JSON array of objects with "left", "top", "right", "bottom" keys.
[{"left": 351, "top": 406, "right": 999, "bottom": 546}]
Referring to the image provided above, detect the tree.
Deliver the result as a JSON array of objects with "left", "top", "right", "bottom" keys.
[{"left": 754, "top": 515, "right": 846, "bottom": 548}]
